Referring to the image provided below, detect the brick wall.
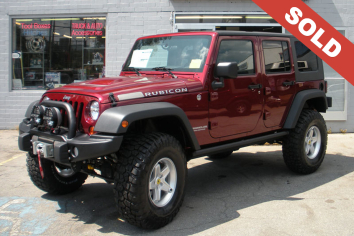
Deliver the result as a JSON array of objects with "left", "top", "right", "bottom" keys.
[{"left": 0, "top": 0, "right": 352, "bottom": 131}]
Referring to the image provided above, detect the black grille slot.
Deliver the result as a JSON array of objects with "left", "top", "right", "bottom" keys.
[{"left": 77, "top": 103, "right": 84, "bottom": 132}]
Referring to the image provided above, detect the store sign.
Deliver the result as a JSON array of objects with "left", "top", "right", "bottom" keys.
[
  {"left": 21, "top": 23, "right": 51, "bottom": 29},
  {"left": 20, "top": 23, "right": 51, "bottom": 37},
  {"left": 252, "top": 0, "right": 354, "bottom": 86},
  {"left": 71, "top": 23, "right": 104, "bottom": 36}
]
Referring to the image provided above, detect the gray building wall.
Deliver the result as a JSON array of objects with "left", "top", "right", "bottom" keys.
[
  {"left": 325, "top": 0, "right": 354, "bottom": 133},
  {"left": 0, "top": 0, "right": 353, "bottom": 132}
]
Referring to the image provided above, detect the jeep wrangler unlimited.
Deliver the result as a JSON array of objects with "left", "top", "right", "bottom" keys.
[{"left": 19, "top": 31, "right": 332, "bottom": 229}]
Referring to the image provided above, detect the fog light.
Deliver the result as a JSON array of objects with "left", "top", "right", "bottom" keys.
[
  {"left": 43, "top": 107, "right": 62, "bottom": 128},
  {"left": 31, "top": 105, "right": 45, "bottom": 126},
  {"left": 35, "top": 118, "right": 42, "bottom": 125}
]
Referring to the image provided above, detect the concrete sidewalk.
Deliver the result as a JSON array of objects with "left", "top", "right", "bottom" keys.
[{"left": 1, "top": 130, "right": 354, "bottom": 235}]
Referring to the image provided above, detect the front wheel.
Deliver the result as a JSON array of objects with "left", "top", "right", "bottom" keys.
[
  {"left": 26, "top": 153, "right": 88, "bottom": 194},
  {"left": 282, "top": 110, "right": 327, "bottom": 174},
  {"left": 114, "top": 133, "right": 187, "bottom": 229}
]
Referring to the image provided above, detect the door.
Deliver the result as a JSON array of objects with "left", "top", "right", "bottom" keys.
[
  {"left": 260, "top": 37, "right": 296, "bottom": 128},
  {"left": 209, "top": 36, "right": 263, "bottom": 138}
]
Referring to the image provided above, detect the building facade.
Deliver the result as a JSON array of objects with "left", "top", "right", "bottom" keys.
[{"left": 0, "top": 0, "right": 353, "bottom": 132}]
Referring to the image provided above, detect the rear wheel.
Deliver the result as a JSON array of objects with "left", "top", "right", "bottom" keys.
[
  {"left": 282, "top": 110, "right": 327, "bottom": 174},
  {"left": 26, "top": 153, "right": 87, "bottom": 194},
  {"left": 113, "top": 133, "right": 187, "bottom": 229}
]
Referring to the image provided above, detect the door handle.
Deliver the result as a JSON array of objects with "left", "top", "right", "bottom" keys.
[
  {"left": 248, "top": 84, "right": 262, "bottom": 90},
  {"left": 282, "top": 81, "right": 295, "bottom": 86}
]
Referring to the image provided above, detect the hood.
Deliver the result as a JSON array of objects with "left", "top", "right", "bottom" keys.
[{"left": 45, "top": 75, "right": 204, "bottom": 103}]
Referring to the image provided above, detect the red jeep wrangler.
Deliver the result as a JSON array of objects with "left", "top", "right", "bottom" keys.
[{"left": 19, "top": 31, "right": 332, "bottom": 229}]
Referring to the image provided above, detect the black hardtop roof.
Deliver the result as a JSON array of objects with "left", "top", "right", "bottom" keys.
[{"left": 216, "top": 31, "right": 295, "bottom": 38}]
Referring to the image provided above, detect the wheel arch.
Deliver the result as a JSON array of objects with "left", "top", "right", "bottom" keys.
[
  {"left": 283, "top": 89, "right": 328, "bottom": 129},
  {"left": 94, "top": 102, "right": 200, "bottom": 151}
]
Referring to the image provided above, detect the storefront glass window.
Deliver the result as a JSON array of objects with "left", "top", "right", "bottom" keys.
[{"left": 12, "top": 17, "right": 106, "bottom": 90}]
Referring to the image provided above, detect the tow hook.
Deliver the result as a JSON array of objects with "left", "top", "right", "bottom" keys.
[{"left": 36, "top": 143, "right": 44, "bottom": 179}]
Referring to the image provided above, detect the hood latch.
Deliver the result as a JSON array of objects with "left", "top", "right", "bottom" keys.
[{"left": 109, "top": 93, "right": 117, "bottom": 107}]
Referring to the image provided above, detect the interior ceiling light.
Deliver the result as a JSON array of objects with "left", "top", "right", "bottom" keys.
[
  {"left": 83, "top": 17, "right": 106, "bottom": 20},
  {"left": 53, "top": 32, "right": 60, "bottom": 35},
  {"left": 15, "top": 19, "right": 33, "bottom": 22},
  {"left": 41, "top": 18, "right": 80, "bottom": 21},
  {"left": 175, "top": 16, "right": 243, "bottom": 19},
  {"left": 63, "top": 35, "right": 72, "bottom": 38},
  {"left": 245, "top": 16, "right": 273, "bottom": 19}
]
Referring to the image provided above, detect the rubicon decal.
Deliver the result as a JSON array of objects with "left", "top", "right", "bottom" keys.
[
  {"left": 145, "top": 88, "right": 188, "bottom": 97},
  {"left": 252, "top": 0, "right": 354, "bottom": 86}
]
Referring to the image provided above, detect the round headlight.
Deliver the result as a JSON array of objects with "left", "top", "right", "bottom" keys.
[
  {"left": 31, "top": 105, "right": 45, "bottom": 125},
  {"left": 89, "top": 101, "right": 100, "bottom": 120},
  {"left": 43, "top": 107, "right": 62, "bottom": 128},
  {"left": 42, "top": 96, "right": 50, "bottom": 101}
]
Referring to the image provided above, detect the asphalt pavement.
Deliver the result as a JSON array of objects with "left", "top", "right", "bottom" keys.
[{"left": 1, "top": 129, "right": 354, "bottom": 235}]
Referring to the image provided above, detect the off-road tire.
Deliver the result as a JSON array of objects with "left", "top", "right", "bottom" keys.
[
  {"left": 113, "top": 133, "right": 187, "bottom": 229},
  {"left": 282, "top": 109, "right": 327, "bottom": 174},
  {"left": 26, "top": 153, "right": 88, "bottom": 194},
  {"left": 208, "top": 150, "right": 234, "bottom": 159}
]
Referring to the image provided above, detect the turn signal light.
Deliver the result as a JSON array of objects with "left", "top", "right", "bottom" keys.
[
  {"left": 122, "top": 120, "right": 129, "bottom": 128},
  {"left": 87, "top": 164, "right": 94, "bottom": 170},
  {"left": 89, "top": 126, "right": 96, "bottom": 135}
]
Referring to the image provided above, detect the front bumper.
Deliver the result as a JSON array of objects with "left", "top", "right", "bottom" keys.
[
  {"left": 19, "top": 99, "right": 123, "bottom": 164},
  {"left": 19, "top": 124, "right": 123, "bottom": 164}
]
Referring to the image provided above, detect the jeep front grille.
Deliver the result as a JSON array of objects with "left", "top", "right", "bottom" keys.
[{"left": 53, "top": 99, "right": 85, "bottom": 132}]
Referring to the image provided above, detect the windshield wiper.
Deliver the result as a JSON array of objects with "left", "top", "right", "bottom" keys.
[
  {"left": 152, "top": 67, "right": 177, "bottom": 78},
  {"left": 124, "top": 67, "right": 141, "bottom": 76}
]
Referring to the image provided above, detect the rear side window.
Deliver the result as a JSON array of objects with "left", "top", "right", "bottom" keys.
[
  {"left": 216, "top": 40, "right": 255, "bottom": 75},
  {"left": 295, "top": 41, "right": 318, "bottom": 72},
  {"left": 263, "top": 40, "right": 291, "bottom": 74}
]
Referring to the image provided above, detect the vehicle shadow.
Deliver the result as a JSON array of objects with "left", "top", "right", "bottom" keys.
[{"left": 42, "top": 149, "right": 354, "bottom": 235}]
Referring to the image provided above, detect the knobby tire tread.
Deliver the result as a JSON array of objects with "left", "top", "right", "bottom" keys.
[
  {"left": 113, "top": 133, "right": 186, "bottom": 229},
  {"left": 26, "top": 153, "right": 87, "bottom": 194},
  {"left": 282, "top": 109, "right": 327, "bottom": 174}
]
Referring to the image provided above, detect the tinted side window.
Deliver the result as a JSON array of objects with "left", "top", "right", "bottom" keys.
[
  {"left": 216, "top": 40, "right": 254, "bottom": 75},
  {"left": 295, "top": 41, "right": 318, "bottom": 72},
  {"left": 263, "top": 41, "right": 291, "bottom": 73}
]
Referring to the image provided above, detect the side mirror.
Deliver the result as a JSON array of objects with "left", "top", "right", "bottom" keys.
[{"left": 214, "top": 62, "right": 239, "bottom": 78}]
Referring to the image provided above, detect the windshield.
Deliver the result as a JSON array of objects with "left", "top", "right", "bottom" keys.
[{"left": 123, "top": 35, "right": 212, "bottom": 73}]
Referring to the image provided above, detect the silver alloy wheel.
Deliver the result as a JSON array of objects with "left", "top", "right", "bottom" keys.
[
  {"left": 54, "top": 164, "right": 75, "bottom": 177},
  {"left": 304, "top": 126, "right": 322, "bottom": 159},
  {"left": 149, "top": 157, "right": 177, "bottom": 207}
]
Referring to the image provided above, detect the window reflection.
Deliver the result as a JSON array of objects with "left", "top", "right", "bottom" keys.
[{"left": 12, "top": 17, "right": 106, "bottom": 90}]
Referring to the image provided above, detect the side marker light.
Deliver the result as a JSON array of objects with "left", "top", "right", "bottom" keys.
[{"left": 122, "top": 121, "right": 129, "bottom": 128}]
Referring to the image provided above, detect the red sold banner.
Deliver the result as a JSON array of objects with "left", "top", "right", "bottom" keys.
[{"left": 252, "top": 0, "right": 354, "bottom": 86}]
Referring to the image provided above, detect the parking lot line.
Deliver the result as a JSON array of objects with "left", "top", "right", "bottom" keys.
[{"left": 0, "top": 154, "right": 24, "bottom": 166}]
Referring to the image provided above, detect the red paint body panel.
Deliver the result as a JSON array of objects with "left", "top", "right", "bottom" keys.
[{"left": 40, "top": 31, "right": 326, "bottom": 147}]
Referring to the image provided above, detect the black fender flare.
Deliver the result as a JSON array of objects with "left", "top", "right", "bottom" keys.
[
  {"left": 283, "top": 89, "right": 328, "bottom": 129},
  {"left": 94, "top": 102, "right": 201, "bottom": 151}
]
